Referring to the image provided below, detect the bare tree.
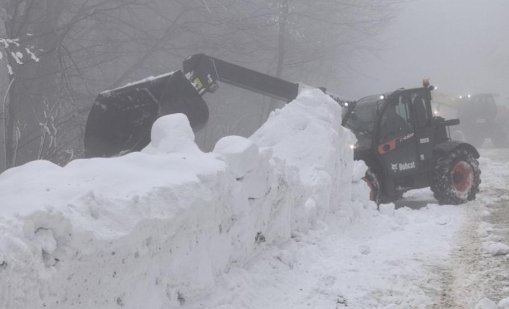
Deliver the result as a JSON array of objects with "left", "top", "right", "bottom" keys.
[
  {"left": 0, "top": 0, "right": 405, "bottom": 170},
  {"left": 0, "top": 0, "right": 181, "bottom": 168},
  {"left": 194, "top": 0, "right": 405, "bottom": 146}
]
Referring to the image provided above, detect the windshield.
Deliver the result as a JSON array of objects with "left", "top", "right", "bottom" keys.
[{"left": 343, "top": 94, "right": 383, "bottom": 134}]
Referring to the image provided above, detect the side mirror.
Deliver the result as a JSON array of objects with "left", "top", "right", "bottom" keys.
[{"left": 444, "top": 118, "right": 460, "bottom": 126}]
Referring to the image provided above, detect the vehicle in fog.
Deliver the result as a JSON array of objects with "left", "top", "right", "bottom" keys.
[{"left": 434, "top": 93, "right": 509, "bottom": 147}]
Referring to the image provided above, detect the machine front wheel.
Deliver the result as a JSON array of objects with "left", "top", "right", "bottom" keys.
[{"left": 431, "top": 148, "right": 481, "bottom": 205}]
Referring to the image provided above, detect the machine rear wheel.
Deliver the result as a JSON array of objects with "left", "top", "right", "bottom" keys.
[{"left": 431, "top": 148, "right": 481, "bottom": 205}]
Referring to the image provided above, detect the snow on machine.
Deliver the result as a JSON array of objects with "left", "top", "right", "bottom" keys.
[{"left": 84, "top": 55, "right": 481, "bottom": 205}]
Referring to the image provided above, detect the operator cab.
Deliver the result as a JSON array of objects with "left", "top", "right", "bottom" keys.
[{"left": 343, "top": 87, "right": 437, "bottom": 159}]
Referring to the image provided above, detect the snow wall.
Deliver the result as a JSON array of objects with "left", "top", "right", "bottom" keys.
[{"left": 0, "top": 88, "right": 356, "bottom": 309}]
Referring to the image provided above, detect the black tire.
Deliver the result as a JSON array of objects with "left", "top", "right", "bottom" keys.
[{"left": 431, "top": 148, "right": 481, "bottom": 205}]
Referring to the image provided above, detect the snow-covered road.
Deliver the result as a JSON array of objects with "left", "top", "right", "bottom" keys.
[{"left": 433, "top": 148, "right": 509, "bottom": 309}]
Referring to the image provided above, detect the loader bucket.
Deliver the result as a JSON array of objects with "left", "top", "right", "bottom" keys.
[{"left": 84, "top": 70, "right": 209, "bottom": 157}]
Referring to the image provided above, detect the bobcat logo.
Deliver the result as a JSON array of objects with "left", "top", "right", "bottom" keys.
[
  {"left": 398, "top": 161, "right": 416, "bottom": 171},
  {"left": 391, "top": 161, "right": 416, "bottom": 172}
]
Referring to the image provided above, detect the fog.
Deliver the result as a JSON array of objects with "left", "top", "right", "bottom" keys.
[
  {"left": 346, "top": 0, "right": 509, "bottom": 101},
  {"left": 1, "top": 0, "right": 509, "bottom": 170}
]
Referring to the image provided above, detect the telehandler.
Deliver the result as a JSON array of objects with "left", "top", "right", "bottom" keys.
[{"left": 85, "top": 54, "right": 481, "bottom": 205}]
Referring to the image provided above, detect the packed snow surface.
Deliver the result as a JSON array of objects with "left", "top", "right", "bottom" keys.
[{"left": 1, "top": 88, "right": 504, "bottom": 308}]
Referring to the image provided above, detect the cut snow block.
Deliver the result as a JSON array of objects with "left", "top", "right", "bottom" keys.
[
  {"left": 213, "top": 136, "right": 259, "bottom": 179},
  {"left": 144, "top": 113, "right": 200, "bottom": 154},
  {"left": 482, "top": 242, "right": 509, "bottom": 256},
  {"left": 379, "top": 203, "right": 396, "bottom": 216},
  {"left": 352, "top": 161, "right": 368, "bottom": 183},
  {"left": 498, "top": 297, "right": 509, "bottom": 308},
  {"left": 475, "top": 297, "right": 498, "bottom": 309}
]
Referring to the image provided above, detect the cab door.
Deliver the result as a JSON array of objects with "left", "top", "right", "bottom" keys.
[
  {"left": 376, "top": 92, "right": 419, "bottom": 183},
  {"left": 410, "top": 89, "right": 434, "bottom": 172}
]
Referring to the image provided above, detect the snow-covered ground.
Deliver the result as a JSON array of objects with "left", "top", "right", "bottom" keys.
[
  {"left": 188, "top": 196, "right": 467, "bottom": 308},
  {"left": 435, "top": 148, "right": 509, "bottom": 309},
  {"left": 0, "top": 88, "right": 508, "bottom": 308}
]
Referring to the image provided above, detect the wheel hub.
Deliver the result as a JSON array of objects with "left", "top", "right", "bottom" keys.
[{"left": 451, "top": 161, "right": 474, "bottom": 193}]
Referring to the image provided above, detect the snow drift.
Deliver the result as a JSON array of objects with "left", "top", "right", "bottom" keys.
[{"left": 0, "top": 88, "right": 355, "bottom": 308}]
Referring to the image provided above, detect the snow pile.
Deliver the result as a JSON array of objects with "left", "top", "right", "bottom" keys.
[
  {"left": 0, "top": 88, "right": 354, "bottom": 308},
  {"left": 499, "top": 297, "right": 509, "bottom": 309},
  {"left": 482, "top": 241, "right": 509, "bottom": 257},
  {"left": 251, "top": 88, "right": 356, "bottom": 228},
  {"left": 476, "top": 298, "right": 498, "bottom": 309}
]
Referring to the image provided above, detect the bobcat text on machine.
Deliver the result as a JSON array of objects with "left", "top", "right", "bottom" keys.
[{"left": 84, "top": 54, "right": 481, "bottom": 205}]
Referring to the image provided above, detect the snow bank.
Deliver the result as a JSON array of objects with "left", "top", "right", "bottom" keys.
[{"left": 0, "top": 88, "right": 354, "bottom": 308}]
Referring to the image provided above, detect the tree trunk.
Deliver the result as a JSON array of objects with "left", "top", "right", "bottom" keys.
[
  {"left": 0, "top": 77, "right": 13, "bottom": 172},
  {"left": 4, "top": 0, "right": 64, "bottom": 167},
  {"left": 275, "top": 0, "right": 289, "bottom": 79},
  {"left": 265, "top": 0, "right": 290, "bottom": 120}
]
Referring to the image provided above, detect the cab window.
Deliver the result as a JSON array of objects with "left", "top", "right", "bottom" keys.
[
  {"left": 380, "top": 95, "right": 413, "bottom": 141},
  {"left": 412, "top": 93, "right": 430, "bottom": 127}
]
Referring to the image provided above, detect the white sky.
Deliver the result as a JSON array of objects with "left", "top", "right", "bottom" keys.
[{"left": 347, "top": 0, "right": 509, "bottom": 101}]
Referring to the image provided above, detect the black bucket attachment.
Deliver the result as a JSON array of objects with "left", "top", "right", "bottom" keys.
[{"left": 84, "top": 70, "right": 209, "bottom": 157}]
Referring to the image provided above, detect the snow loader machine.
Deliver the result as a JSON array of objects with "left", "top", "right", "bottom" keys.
[{"left": 85, "top": 54, "right": 481, "bottom": 205}]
